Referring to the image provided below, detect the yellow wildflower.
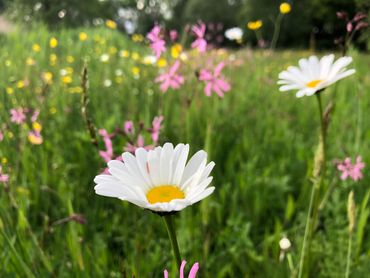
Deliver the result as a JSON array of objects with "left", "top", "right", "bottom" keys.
[
  {"left": 79, "top": 32, "right": 88, "bottom": 41},
  {"left": 32, "top": 122, "right": 42, "bottom": 132},
  {"left": 42, "top": 72, "right": 53, "bottom": 84},
  {"left": 49, "top": 37, "right": 58, "bottom": 48},
  {"left": 171, "top": 44, "right": 183, "bottom": 58},
  {"left": 67, "top": 55, "right": 75, "bottom": 63},
  {"left": 62, "top": 76, "right": 73, "bottom": 84},
  {"left": 247, "top": 20, "right": 263, "bottom": 30},
  {"left": 280, "top": 2, "right": 291, "bottom": 14},
  {"left": 16, "top": 80, "right": 25, "bottom": 89},
  {"left": 1, "top": 157, "right": 7, "bottom": 164},
  {"left": 131, "top": 52, "right": 140, "bottom": 61},
  {"left": 106, "top": 20, "right": 117, "bottom": 29},
  {"left": 26, "top": 57, "right": 36, "bottom": 66},
  {"left": 132, "top": 34, "right": 144, "bottom": 42},
  {"left": 131, "top": 67, "right": 140, "bottom": 76},
  {"left": 50, "top": 54, "right": 57, "bottom": 66},
  {"left": 68, "top": 86, "right": 83, "bottom": 94},
  {"left": 6, "top": 87, "right": 14, "bottom": 95},
  {"left": 119, "top": 50, "right": 130, "bottom": 58},
  {"left": 109, "top": 47, "right": 118, "bottom": 55},
  {"left": 157, "top": 58, "right": 167, "bottom": 68},
  {"left": 32, "top": 43, "right": 41, "bottom": 52}
]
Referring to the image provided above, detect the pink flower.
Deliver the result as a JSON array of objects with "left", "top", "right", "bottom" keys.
[
  {"left": 147, "top": 25, "right": 166, "bottom": 58},
  {"left": 10, "top": 108, "right": 26, "bottom": 124},
  {"left": 31, "top": 109, "right": 40, "bottom": 122},
  {"left": 199, "top": 62, "right": 231, "bottom": 97},
  {"left": 0, "top": 131, "right": 3, "bottom": 142},
  {"left": 151, "top": 116, "right": 163, "bottom": 143},
  {"left": 124, "top": 121, "right": 135, "bottom": 135},
  {"left": 191, "top": 23, "right": 207, "bottom": 52},
  {"left": 0, "top": 166, "right": 9, "bottom": 184},
  {"left": 98, "top": 129, "right": 113, "bottom": 163},
  {"left": 163, "top": 260, "right": 199, "bottom": 278},
  {"left": 124, "top": 135, "right": 153, "bottom": 153},
  {"left": 337, "top": 156, "right": 365, "bottom": 181},
  {"left": 155, "top": 61, "right": 184, "bottom": 92},
  {"left": 170, "top": 30, "right": 178, "bottom": 41}
]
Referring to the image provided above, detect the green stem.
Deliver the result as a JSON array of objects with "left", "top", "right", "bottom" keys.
[
  {"left": 163, "top": 214, "right": 182, "bottom": 269},
  {"left": 298, "top": 93, "right": 327, "bottom": 278},
  {"left": 345, "top": 232, "right": 353, "bottom": 278},
  {"left": 298, "top": 180, "right": 317, "bottom": 278},
  {"left": 270, "top": 14, "right": 283, "bottom": 50}
]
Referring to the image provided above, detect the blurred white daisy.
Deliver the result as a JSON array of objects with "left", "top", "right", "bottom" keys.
[
  {"left": 142, "top": 55, "right": 157, "bottom": 65},
  {"left": 278, "top": 54, "right": 355, "bottom": 98},
  {"left": 100, "top": 53, "right": 110, "bottom": 63},
  {"left": 225, "top": 27, "right": 243, "bottom": 41},
  {"left": 94, "top": 143, "right": 215, "bottom": 212},
  {"left": 103, "top": 79, "right": 112, "bottom": 87},
  {"left": 115, "top": 69, "right": 123, "bottom": 76}
]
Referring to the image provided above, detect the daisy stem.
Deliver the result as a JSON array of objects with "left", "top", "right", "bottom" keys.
[
  {"left": 298, "top": 93, "right": 326, "bottom": 278},
  {"left": 298, "top": 178, "right": 317, "bottom": 278},
  {"left": 163, "top": 214, "right": 182, "bottom": 269}
]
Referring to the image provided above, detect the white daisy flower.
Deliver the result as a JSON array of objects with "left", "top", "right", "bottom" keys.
[
  {"left": 94, "top": 143, "right": 215, "bottom": 212},
  {"left": 278, "top": 54, "right": 355, "bottom": 98},
  {"left": 225, "top": 27, "right": 243, "bottom": 41},
  {"left": 100, "top": 53, "right": 110, "bottom": 63}
]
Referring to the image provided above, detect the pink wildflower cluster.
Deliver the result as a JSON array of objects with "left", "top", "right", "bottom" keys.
[
  {"left": 147, "top": 25, "right": 166, "bottom": 58},
  {"left": 10, "top": 108, "right": 40, "bottom": 125},
  {"left": 199, "top": 62, "right": 231, "bottom": 97},
  {"left": 9, "top": 108, "right": 43, "bottom": 145},
  {"left": 98, "top": 116, "right": 164, "bottom": 172},
  {"left": 145, "top": 24, "right": 232, "bottom": 97},
  {"left": 163, "top": 260, "right": 199, "bottom": 278},
  {"left": 337, "top": 11, "right": 368, "bottom": 33},
  {"left": 337, "top": 156, "right": 365, "bottom": 181}
]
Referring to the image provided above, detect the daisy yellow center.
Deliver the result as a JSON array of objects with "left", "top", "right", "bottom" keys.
[
  {"left": 306, "top": 79, "right": 322, "bottom": 88},
  {"left": 146, "top": 185, "right": 185, "bottom": 204}
]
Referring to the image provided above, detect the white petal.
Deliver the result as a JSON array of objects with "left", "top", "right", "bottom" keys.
[
  {"left": 180, "top": 150, "right": 207, "bottom": 185},
  {"left": 171, "top": 144, "right": 189, "bottom": 185},
  {"left": 135, "top": 148, "right": 154, "bottom": 187},
  {"left": 186, "top": 176, "right": 213, "bottom": 199},
  {"left": 160, "top": 143, "right": 174, "bottom": 184},
  {"left": 190, "top": 187, "right": 215, "bottom": 204},
  {"left": 279, "top": 84, "right": 304, "bottom": 92},
  {"left": 319, "top": 54, "right": 334, "bottom": 78},
  {"left": 147, "top": 147, "right": 162, "bottom": 185},
  {"left": 201, "top": 161, "right": 215, "bottom": 180},
  {"left": 122, "top": 152, "right": 151, "bottom": 189}
]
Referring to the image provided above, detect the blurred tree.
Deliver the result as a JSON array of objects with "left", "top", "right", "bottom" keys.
[{"left": 3, "top": 0, "right": 116, "bottom": 27}]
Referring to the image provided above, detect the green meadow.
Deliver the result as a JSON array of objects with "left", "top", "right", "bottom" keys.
[{"left": 1, "top": 26, "right": 370, "bottom": 277}]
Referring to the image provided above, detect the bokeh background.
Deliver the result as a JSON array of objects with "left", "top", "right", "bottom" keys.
[{"left": 0, "top": 1, "right": 369, "bottom": 277}]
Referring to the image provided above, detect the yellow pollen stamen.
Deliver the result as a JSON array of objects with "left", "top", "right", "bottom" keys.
[
  {"left": 146, "top": 185, "right": 185, "bottom": 204},
  {"left": 306, "top": 79, "right": 322, "bottom": 88}
]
